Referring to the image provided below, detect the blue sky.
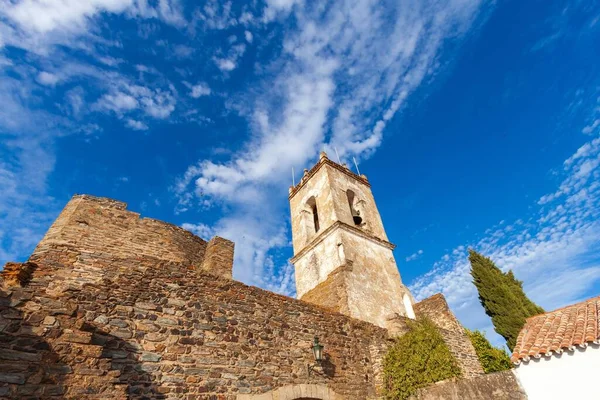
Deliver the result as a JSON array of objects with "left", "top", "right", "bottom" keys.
[{"left": 1, "top": 0, "right": 600, "bottom": 346}]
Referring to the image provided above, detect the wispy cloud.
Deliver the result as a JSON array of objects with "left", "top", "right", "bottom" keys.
[
  {"left": 125, "top": 119, "right": 149, "bottom": 131},
  {"left": 95, "top": 83, "right": 177, "bottom": 120},
  {"left": 410, "top": 131, "right": 600, "bottom": 346},
  {"left": 176, "top": 0, "right": 489, "bottom": 294},
  {"left": 213, "top": 43, "right": 246, "bottom": 72},
  {"left": 185, "top": 82, "right": 211, "bottom": 98},
  {"left": 406, "top": 249, "right": 424, "bottom": 262},
  {"left": 0, "top": 76, "right": 63, "bottom": 263},
  {"left": 0, "top": 0, "right": 192, "bottom": 267}
]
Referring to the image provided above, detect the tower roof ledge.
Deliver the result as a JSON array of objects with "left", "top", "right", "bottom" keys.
[{"left": 289, "top": 157, "right": 369, "bottom": 199}]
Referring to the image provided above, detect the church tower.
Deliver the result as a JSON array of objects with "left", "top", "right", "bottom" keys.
[{"left": 289, "top": 152, "right": 415, "bottom": 328}]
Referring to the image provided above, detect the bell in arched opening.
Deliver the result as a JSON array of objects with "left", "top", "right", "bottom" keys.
[
  {"left": 352, "top": 209, "right": 362, "bottom": 225},
  {"left": 347, "top": 189, "right": 363, "bottom": 226}
]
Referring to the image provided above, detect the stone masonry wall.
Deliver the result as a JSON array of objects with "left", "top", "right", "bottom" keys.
[
  {"left": 0, "top": 194, "right": 485, "bottom": 399},
  {"left": 1, "top": 248, "right": 389, "bottom": 399},
  {"left": 415, "top": 294, "right": 484, "bottom": 378},
  {"left": 200, "top": 238, "right": 235, "bottom": 280},
  {"left": 411, "top": 370, "right": 526, "bottom": 400},
  {"left": 29, "top": 194, "right": 232, "bottom": 278}
]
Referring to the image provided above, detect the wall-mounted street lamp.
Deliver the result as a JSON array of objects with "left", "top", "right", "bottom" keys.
[{"left": 308, "top": 336, "right": 324, "bottom": 376}]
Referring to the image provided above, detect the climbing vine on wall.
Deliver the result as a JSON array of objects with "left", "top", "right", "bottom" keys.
[
  {"left": 383, "top": 317, "right": 462, "bottom": 400},
  {"left": 466, "top": 329, "right": 512, "bottom": 373}
]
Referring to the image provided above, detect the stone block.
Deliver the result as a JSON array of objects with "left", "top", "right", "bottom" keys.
[
  {"left": 0, "top": 373, "right": 26, "bottom": 384},
  {"left": 141, "top": 352, "right": 162, "bottom": 362}
]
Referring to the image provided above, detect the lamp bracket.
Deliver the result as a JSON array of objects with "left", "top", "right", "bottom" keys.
[{"left": 307, "top": 361, "right": 323, "bottom": 377}]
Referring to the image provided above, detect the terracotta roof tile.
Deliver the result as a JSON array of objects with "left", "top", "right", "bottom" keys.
[{"left": 511, "top": 295, "right": 600, "bottom": 364}]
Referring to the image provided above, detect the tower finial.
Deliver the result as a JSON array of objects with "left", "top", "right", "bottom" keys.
[{"left": 320, "top": 151, "right": 328, "bottom": 160}]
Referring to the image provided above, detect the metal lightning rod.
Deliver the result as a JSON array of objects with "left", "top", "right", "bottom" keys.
[
  {"left": 292, "top": 167, "right": 295, "bottom": 186},
  {"left": 334, "top": 147, "right": 342, "bottom": 164},
  {"left": 352, "top": 157, "right": 361, "bottom": 175}
]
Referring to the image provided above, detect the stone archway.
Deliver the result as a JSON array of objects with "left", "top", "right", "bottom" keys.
[{"left": 237, "top": 384, "right": 343, "bottom": 400}]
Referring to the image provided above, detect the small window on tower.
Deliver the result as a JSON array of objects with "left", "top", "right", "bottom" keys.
[
  {"left": 346, "top": 190, "right": 362, "bottom": 225},
  {"left": 307, "top": 196, "right": 320, "bottom": 233}
]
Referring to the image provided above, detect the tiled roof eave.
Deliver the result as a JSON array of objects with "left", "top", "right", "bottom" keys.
[
  {"left": 511, "top": 295, "right": 600, "bottom": 365},
  {"left": 513, "top": 339, "right": 600, "bottom": 365}
]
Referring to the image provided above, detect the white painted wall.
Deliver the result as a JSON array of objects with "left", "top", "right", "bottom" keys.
[
  {"left": 514, "top": 345, "right": 600, "bottom": 400},
  {"left": 403, "top": 293, "right": 415, "bottom": 319}
]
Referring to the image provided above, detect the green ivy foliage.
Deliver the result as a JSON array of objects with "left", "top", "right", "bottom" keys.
[
  {"left": 383, "top": 318, "right": 462, "bottom": 400},
  {"left": 466, "top": 329, "right": 513, "bottom": 373}
]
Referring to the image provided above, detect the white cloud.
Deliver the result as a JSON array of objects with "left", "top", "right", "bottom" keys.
[
  {"left": 36, "top": 71, "right": 60, "bottom": 86},
  {"left": 176, "top": 0, "right": 488, "bottom": 293},
  {"left": 96, "top": 91, "right": 139, "bottom": 113},
  {"left": 193, "top": 0, "right": 237, "bottom": 30},
  {"left": 65, "top": 86, "right": 85, "bottom": 117},
  {"left": 538, "top": 136, "right": 600, "bottom": 205},
  {"left": 1, "top": 0, "right": 184, "bottom": 40},
  {"left": 185, "top": 211, "right": 296, "bottom": 296},
  {"left": 406, "top": 249, "right": 424, "bottom": 262},
  {"left": 4, "top": 0, "right": 134, "bottom": 34},
  {"left": 263, "top": 0, "right": 303, "bottom": 21},
  {"left": 410, "top": 132, "right": 600, "bottom": 347},
  {"left": 95, "top": 84, "right": 176, "bottom": 119},
  {"left": 97, "top": 56, "right": 123, "bottom": 66},
  {"left": 214, "top": 58, "right": 236, "bottom": 71},
  {"left": 125, "top": 119, "right": 148, "bottom": 131},
  {"left": 180, "top": 0, "right": 485, "bottom": 206},
  {"left": 182, "top": 222, "right": 215, "bottom": 240},
  {"left": 213, "top": 43, "right": 246, "bottom": 72},
  {"left": 583, "top": 119, "right": 600, "bottom": 135},
  {"left": 0, "top": 0, "right": 190, "bottom": 267},
  {"left": 0, "top": 77, "right": 63, "bottom": 266},
  {"left": 173, "top": 44, "right": 194, "bottom": 59},
  {"left": 244, "top": 30, "right": 253, "bottom": 43},
  {"left": 186, "top": 82, "right": 211, "bottom": 98}
]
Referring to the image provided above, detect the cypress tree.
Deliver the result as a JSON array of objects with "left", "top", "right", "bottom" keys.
[
  {"left": 468, "top": 250, "right": 544, "bottom": 350},
  {"left": 505, "top": 270, "right": 545, "bottom": 316}
]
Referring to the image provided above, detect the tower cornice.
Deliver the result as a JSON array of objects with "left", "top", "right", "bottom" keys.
[
  {"left": 290, "top": 220, "right": 395, "bottom": 264},
  {"left": 289, "top": 155, "right": 370, "bottom": 200}
]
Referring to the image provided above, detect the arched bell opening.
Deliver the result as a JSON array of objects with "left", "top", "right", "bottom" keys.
[
  {"left": 346, "top": 190, "right": 362, "bottom": 226},
  {"left": 306, "top": 196, "right": 320, "bottom": 233}
]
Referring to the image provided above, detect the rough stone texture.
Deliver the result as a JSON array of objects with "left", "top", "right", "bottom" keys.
[
  {"left": 29, "top": 194, "right": 233, "bottom": 279},
  {"left": 410, "top": 370, "right": 527, "bottom": 400},
  {"left": 289, "top": 153, "right": 414, "bottom": 328},
  {"left": 237, "top": 384, "right": 343, "bottom": 399},
  {"left": 300, "top": 263, "right": 351, "bottom": 315},
  {"left": 0, "top": 261, "right": 37, "bottom": 287},
  {"left": 201, "top": 237, "right": 235, "bottom": 280},
  {"left": 0, "top": 192, "right": 486, "bottom": 399},
  {"left": 415, "top": 294, "right": 484, "bottom": 378},
  {"left": 0, "top": 209, "right": 390, "bottom": 399}
]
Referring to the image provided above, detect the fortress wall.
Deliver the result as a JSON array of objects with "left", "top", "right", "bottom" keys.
[
  {"left": 411, "top": 370, "right": 526, "bottom": 400},
  {"left": 201, "top": 237, "right": 235, "bottom": 279},
  {"left": 29, "top": 195, "right": 232, "bottom": 278},
  {"left": 415, "top": 294, "right": 484, "bottom": 378},
  {"left": 0, "top": 254, "right": 389, "bottom": 399},
  {"left": 0, "top": 194, "right": 486, "bottom": 399}
]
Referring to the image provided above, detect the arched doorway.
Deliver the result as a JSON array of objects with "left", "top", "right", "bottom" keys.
[{"left": 237, "top": 384, "right": 343, "bottom": 400}]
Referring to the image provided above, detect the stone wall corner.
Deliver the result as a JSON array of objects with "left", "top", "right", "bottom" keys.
[{"left": 200, "top": 236, "right": 235, "bottom": 279}]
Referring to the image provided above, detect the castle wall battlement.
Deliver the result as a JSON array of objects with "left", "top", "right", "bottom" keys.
[
  {"left": 0, "top": 194, "right": 491, "bottom": 399},
  {"left": 29, "top": 194, "right": 233, "bottom": 278}
]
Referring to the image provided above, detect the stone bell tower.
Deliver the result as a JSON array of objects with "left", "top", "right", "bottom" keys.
[{"left": 289, "top": 152, "right": 415, "bottom": 328}]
